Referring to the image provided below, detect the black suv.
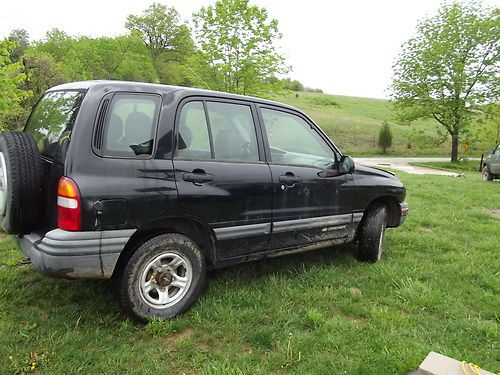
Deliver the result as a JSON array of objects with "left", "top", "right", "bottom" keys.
[{"left": 0, "top": 81, "right": 408, "bottom": 320}]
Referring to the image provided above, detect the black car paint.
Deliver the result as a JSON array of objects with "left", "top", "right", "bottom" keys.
[{"left": 30, "top": 81, "right": 406, "bottom": 269}]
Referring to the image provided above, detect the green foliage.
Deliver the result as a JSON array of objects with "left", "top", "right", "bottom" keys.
[
  {"left": 32, "top": 30, "right": 158, "bottom": 82},
  {"left": 125, "top": 3, "right": 195, "bottom": 85},
  {"left": 7, "top": 28, "right": 29, "bottom": 62},
  {"left": 281, "top": 78, "right": 305, "bottom": 92},
  {"left": 304, "top": 308, "right": 326, "bottom": 329},
  {"left": 378, "top": 121, "right": 393, "bottom": 154},
  {"left": 391, "top": 2, "right": 499, "bottom": 161},
  {"left": 126, "top": 3, "right": 193, "bottom": 63},
  {"left": 190, "top": 0, "right": 289, "bottom": 95},
  {"left": 144, "top": 317, "right": 180, "bottom": 337},
  {"left": 307, "top": 96, "right": 339, "bottom": 107},
  {"left": 0, "top": 41, "right": 31, "bottom": 130},
  {"left": 482, "top": 103, "right": 500, "bottom": 144}
]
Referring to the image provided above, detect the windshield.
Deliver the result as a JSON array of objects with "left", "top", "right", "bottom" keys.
[{"left": 24, "top": 90, "right": 86, "bottom": 164}]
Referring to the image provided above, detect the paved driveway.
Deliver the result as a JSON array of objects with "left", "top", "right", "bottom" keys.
[{"left": 354, "top": 157, "right": 462, "bottom": 176}]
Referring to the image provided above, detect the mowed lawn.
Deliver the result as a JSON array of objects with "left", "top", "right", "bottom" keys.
[{"left": 0, "top": 172, "right": 498, "bottom": 374}]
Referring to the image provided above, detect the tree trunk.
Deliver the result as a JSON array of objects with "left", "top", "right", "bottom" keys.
[{"left": 451, "top": 133, "right": 459, "bottom": 162}]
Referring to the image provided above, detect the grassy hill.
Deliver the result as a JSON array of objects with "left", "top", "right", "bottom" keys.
[{"left": 274, "top": 91, "right": 497, "bottom": 158}]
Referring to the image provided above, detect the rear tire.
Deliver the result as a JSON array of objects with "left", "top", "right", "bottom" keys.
[
  {"left": 0, "top": 131, "right": 43, "bottom": 234},
  {"left": 117, "top": 233, "right": 207, "bottom": 321},
  {"left": 356, "top": 203, "right": 387, "bottom": 263},
  {"left": 482, "top": 165, "right": 493, "bottom": 181}
]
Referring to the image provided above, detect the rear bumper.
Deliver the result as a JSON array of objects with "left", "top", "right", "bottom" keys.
[
  {"left": 399, "top": 202, "right": 409, "bottom": 225},
  {"left": 14, "top": 228, "right": 135, "bottom": 279}
]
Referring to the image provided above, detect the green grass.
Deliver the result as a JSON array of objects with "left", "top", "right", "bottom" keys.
[
  {"left": 273, "top": 91, "right": 498, "bottom": 158},
  {"left": 1, "top": 172, "right": 499, "bottom": 374},
  {"left": 411, "top": 160, "right": 482, "bottom": 173}
]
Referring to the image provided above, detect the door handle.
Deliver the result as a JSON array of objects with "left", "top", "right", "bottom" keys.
[
  {"left": 183, "top": 172, "right": 214, "bottom": 184},
  {"left": 279, "top": 173, "right": 300, "bottom": 186}
]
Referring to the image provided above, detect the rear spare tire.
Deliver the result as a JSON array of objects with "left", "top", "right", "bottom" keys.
[{"left": 0, "top": 131, "right": 43, "bottom": 234}]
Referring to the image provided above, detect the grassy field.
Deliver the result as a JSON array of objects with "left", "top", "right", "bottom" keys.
[
  {"left": 411, "top": 160, "right": 482, "bottom": 173},
  {"left": 0, "top": 171, "right": 499, "bottom": 374},
  {"left": 274, "top": 91, "right": 498, "bottom": 158}
]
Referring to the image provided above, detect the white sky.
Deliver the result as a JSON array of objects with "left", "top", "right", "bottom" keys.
[{"left": 1, "top": 0, "right": 499, "bottom": 99}]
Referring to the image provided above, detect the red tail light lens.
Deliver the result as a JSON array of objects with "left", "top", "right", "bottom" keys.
[{"left": 57, "top": 177, "right": 81, "bottom": 231}]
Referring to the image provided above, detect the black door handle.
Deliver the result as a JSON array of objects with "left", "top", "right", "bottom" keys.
[
  {"left": 279, "top": 173, "right": 300, "bottom": 185},
  {"left": 183, "top": 172, "right": 214, "bottom": 184}
]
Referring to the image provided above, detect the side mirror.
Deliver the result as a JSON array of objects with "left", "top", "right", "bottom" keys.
[{"left": 339, "top": 155, "right": 355, "bottom": 174}]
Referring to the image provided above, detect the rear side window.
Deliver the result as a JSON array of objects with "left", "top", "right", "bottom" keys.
[
  {"left": 207, "top": 102, "right": 259, "bottom": 162},
  {"left": 100, "top": 93, "right": 161, "bottom": 158},
  {"left": 25, "top": 90, "right": 85, "bottom": 164},
  {"left": 177, "top": 101, "right": 212, "bottom": 160}
]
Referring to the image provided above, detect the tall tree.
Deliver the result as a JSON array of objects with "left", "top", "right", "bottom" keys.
[
  {"left": 390, "top": 2, "right": 499, "bottom": 161},
  {"left": 7, "top": 29, "right": 30, "bottom": 62},
  {"left": 191, "top": 0, "right": 289, "bottom": 95},
  {"left": 0, "top": 41, "right": 31, "bottom": 130},
  {"left": 125, "top": 3, "right": 192, "bottom": 63}
]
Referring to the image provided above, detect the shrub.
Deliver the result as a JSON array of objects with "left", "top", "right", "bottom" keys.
[{"left": 378, "top": 121, "right": 393, "bottom": 154}]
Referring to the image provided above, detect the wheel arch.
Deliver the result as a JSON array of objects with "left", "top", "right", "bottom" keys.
[
  {"left": 361, "top": 196, "right": 401, "bottom": 229},
  {"left": 112, "top": 216, "right": 216, "bottom": 279}
]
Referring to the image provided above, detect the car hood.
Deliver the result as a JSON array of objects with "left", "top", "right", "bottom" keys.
[
  {"left": 355, "top": 164, "right": 396, "bottom": 178},
  {"left": 353, "top": 164, "right": 405, "bottom": 189}
]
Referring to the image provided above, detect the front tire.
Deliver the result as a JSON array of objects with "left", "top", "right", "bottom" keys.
[
  {"left": 482, "top": 165, "right": 493, "bottom": 181},
  {"left": 117, "top": 233, "right": 207, "bottom": 321},
  {"left": 356, "top": 203, "right": 387, "bottom": 263}
]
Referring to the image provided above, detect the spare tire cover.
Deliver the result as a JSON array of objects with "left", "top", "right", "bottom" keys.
[{"left": 0, "top": 131, "right": 43, "bottom": 235}]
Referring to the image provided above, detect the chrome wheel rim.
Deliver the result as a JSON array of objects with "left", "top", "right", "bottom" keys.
[
  {"left": 0, "top": 152, "right": 8, "bottom": 216},
  {"left": 139, "top": 252, "right": 192, "bottom": 309},
  {"left": 482, "top": 168, "right": 488, "bottom": 180}
]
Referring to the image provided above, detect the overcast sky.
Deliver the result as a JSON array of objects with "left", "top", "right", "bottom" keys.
[{"left": 1, "top": 0, "right": 498, "bottom": 98}]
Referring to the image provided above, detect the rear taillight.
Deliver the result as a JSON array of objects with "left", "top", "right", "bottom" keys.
[{"left": 57, "top": 177, "right": 81, "bottom": 231}]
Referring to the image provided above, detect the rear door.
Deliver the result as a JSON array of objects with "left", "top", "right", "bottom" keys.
[
  {"left": 258, "top": 105, "right": 354, "bottom": 250},
  {"left": 173, "top": 98, "right": 273, "bottom": 260},
  {"left": 24, "top": 90, "right": 86, "bottom": 230}
]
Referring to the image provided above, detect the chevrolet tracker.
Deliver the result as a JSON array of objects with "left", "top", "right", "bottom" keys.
[{"left": 0, "top": 81, "right": 408, "bottom": 320}]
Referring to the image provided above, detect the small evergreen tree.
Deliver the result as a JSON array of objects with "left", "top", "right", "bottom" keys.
[{"left": 378, "top": 121, "right": 393, "bottom": 154}]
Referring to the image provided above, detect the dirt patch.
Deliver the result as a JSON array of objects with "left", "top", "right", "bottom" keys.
[
  {"left": 349, "top": 287, "right": 363, "bottom": 297},
  {"left": 476, "top": 207, "right": 500, "bottom": 219},
  {"left": 197, "top": 341, "right": 210, "bottom": 351},
  {"left": 420, "top": 227, "right": 433, "bottom": 233},
  {"left": 166, "top": 327, "right": 194, "bottom": 345},
  {"left": 477, "top": 208, "right": 500, "bottom": 219}
]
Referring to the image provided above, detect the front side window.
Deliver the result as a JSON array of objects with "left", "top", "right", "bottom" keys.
[
  {"left": 261, "top": 108, "right": 336, "bottom": 168},
  {"left": 176, "top": 100, "right": 260, "bottom": 162},
  {"left": 102, "top": 94, "right": 160, "bottom": 158},
  {"left": 25, "top": 90, "right": 85, "bottom": 164}
]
